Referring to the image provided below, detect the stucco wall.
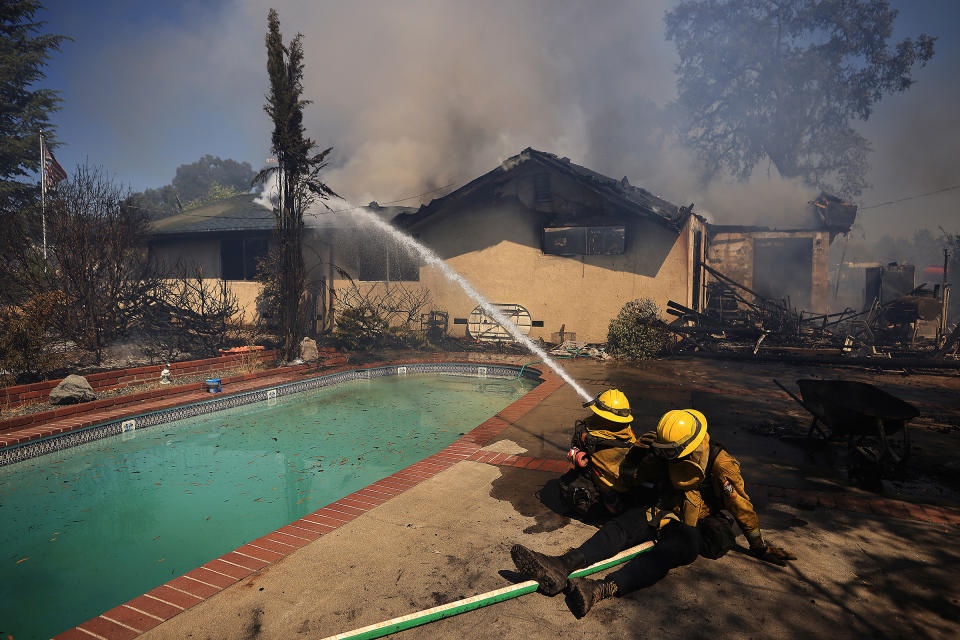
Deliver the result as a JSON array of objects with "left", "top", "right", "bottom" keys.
[
  {"left": 331, "top": 199, "right": 697, "bottom": 343},
  {"left": 224, "top": 280, "right": 262, "bottom": 324},
  {"left": 149, "top": 231, "right": 334, "bottom": 327}
]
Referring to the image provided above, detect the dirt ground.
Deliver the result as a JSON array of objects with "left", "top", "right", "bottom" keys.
[{"left": 140, "top": 356, "right": 959, "bottom": 639}]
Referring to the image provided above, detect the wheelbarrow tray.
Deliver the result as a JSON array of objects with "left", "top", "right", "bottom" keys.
[{"left": 795, "top": 379, "right": 919, "bottom": 438}]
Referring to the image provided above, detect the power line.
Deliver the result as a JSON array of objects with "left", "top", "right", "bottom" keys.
[{"left": 860, "top": 183, "right": 960, "bottom": 210}]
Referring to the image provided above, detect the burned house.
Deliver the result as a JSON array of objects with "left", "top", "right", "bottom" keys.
[
  {"left": 365, "top": 148, "right": 708, "bottom": 343},
  {"left": 701, "top": 193, "right": 857, "bottom": 315},
  {"left": 147, "top": 194, "right": 415, "bottom": 328},
  {"left": 148, "top": 150, "right": 862, "bottom": 346}
]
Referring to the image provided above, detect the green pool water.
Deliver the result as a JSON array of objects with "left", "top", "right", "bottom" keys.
[{"left": 0, "top": 373, "right": 536, "bottom": 640}]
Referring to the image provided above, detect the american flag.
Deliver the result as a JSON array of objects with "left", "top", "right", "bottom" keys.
[{"left": 41, "top": 138, "right": 68, "bottom": 187}]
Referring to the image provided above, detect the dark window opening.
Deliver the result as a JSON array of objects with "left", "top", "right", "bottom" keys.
[
  {"left": 220, "top": 238, "right": 268, "bottom": 280},
  {"left": 534, "top": 173, "right": 551, "bottom": 204},
  {"left": 221, "top": 238, "right": 243, "bottom": 280},
  {"left": 753, "top": 238, "right": 813, "bottom": 310},
  {"left": 221, "top": 236, "right": 268, "bottom": 280},
  {"left": 543, "top": 225, "right": 625, "bottom": 256},
  {"left": 243, "top": 237, "right": 268, "bottom": 280}
]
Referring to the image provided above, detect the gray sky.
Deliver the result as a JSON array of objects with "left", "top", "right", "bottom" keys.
[{"left": 40, "top": 0, "right": 959, "bottom": 241}]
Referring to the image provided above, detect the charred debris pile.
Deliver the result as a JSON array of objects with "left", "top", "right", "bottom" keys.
[{"left": 664, "top": 257, "right": 957, "bottom": 367}]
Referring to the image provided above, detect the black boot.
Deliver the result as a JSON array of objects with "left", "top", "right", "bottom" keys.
[
  {"left": 566, "top": 577, "right": 618, "bottom": 618},
  {"left": 510, "top": 545, "right": 585, "bottom": 596}
]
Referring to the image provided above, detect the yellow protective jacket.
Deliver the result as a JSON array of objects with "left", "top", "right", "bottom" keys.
[
  {"left": 588, "top": 435, "right": 635, "bottom": 493},
  {"left": 680, "top": 445, "right": 761, "bottom": 542},
  {"left": 573, "top": 420, "right": 636, "bottom": 494}
]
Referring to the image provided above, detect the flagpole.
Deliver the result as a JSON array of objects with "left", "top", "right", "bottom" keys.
[{"left": 40, "top": 129, "right": 47, "bottom": 260}]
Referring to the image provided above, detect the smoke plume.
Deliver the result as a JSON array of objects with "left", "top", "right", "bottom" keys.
[{"left": 54, "top": 0, "right": 955, "bottom": 235}]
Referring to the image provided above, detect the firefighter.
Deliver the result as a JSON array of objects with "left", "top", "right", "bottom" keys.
[
  {"left": 558, "top": 389, "right": 637, "bottom": 518},
  {"left": 511, "top": 409, "right": 795, "bottom": 618},
  {"left": 641, "top": 409, "right": 795, "bottom": 563}
]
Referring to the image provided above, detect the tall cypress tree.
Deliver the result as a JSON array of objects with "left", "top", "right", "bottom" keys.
[{"left": 257, "top": 9, "right": 337, "bottom": 360}]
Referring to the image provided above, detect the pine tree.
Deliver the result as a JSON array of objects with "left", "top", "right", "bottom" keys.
[
  {"left": 256, "top": 9, "right": 338, "bottom": 360},
  {"left": 0, "top": 0, "right": 70, "bottom": 304},
  {"left": 0, "top": 0, "right": 70, "bottom": 215}
]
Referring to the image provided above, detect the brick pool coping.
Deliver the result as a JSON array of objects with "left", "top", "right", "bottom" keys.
[{"left": 46, "top": 363, "right": 565, "bottom": 640}]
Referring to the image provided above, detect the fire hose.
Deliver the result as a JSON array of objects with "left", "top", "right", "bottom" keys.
[{"left": 320, "top": 541, "right": 654, "bottom": 640}]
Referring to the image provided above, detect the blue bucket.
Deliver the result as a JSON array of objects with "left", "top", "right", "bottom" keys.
[{"left": 205, "top": 378, "right": 223, "bottom": 393}]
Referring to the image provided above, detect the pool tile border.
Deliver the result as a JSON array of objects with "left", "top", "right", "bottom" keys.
[
  {"left": 1, "top": 362, "right": 537, "bottom": 467},
  {"left": 51, "top": 365, "right": 564, "bottom": 640}
]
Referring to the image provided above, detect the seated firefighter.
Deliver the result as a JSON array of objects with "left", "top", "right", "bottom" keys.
[
  {"left": 511, "top": 409, "right": 796, "bottom": 618},
  {"left": 558, "top": 389, "right": 637, "bottom": 518}
]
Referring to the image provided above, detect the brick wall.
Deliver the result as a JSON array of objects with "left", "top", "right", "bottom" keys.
[{"left": 1, "top": 350, "right": 279, "bottom": 411}]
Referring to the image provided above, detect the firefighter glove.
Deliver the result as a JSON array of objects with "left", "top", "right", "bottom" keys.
[{"left": 751, "top": 542, "right": 796, "bottom": 566}]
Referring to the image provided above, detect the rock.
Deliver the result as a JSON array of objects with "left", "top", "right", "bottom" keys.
[
  {"left": 49, "top": 374, "right": 97, "bottom": 405},
  {"left": 300, "top": 337, "right": 319, "bottom": 362}
]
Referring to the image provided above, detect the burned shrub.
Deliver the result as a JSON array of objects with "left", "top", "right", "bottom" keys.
[
  {"left": 143, "top": 267, "right": 243, "bottom": 361},
  {"left": 334, "top": 282, "right": 432, "bottom": 351},
  {"left": 0, "top": 292, "right": 68, "bottom": 385},
  {"left": 606, "top": 298, "right": 668, "bottom": 360},
  {"left": 44, "top": 164, "right": 158, "bottom": 363}
]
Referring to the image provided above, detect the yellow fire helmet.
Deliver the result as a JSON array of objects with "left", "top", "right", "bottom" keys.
[
  {"left": 653, "top": 409, "right": 708, "bottom": 459},
  {"left": 583, "top": 389, "right": 633, "bottom": 424}
]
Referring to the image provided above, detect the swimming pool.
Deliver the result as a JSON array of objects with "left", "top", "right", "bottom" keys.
[{"left": 0, "top": 369, "right": 538, "bottom": 640}]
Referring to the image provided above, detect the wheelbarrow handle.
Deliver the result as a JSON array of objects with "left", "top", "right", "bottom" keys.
[
  {"left": 773, "top": 379, "right": 805, "bottom": 407},
  {"left": 773, "top": 379, "right": 832, "bottom": 426}
]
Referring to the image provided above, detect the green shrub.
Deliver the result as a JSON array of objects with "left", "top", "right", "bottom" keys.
[
  {"left": 333, "top": 305, "right": 388, "bottom": 352},
  {"left": 606, "top": 298, "right": 668, "bottom": 360}
]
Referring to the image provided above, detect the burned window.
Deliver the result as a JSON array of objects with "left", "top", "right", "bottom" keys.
[
  {"left": 533, "top": 173, "right": 552, "bottom": 204},
  {"left": 358, "top": 236, "right": 387, "bottom": 281},
  {"left": 543, "top": 225, "right": 625, "bottom": 256},
  {"left": 586, "top": 226, "right": 626, "bottom": 255},
  {"left": 221, "top": 236, "right": 268, "bottom": 280}
]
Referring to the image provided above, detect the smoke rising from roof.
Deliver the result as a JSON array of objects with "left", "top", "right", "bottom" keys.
[
  {"left": 246, "top": 0, "right": 825, "bottom": 227},
  {"left": 51, "top": 1, "right": 955, "bottom": 236}
]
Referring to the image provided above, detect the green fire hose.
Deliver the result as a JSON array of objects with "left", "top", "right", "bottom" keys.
[{"left": 321, "top": 541, "right": 653, "bottom": 640}]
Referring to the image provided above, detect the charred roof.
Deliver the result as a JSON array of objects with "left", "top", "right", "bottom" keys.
[{"left": 393, "top": 148, "right": 690, "bottom": 231}]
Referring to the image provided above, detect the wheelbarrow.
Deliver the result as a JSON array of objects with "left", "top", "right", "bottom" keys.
[{"left": 773, "top": 379, "right": 919, "bottom": 476}]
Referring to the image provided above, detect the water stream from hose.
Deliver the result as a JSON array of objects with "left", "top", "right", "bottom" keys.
[{"left": 338, "top": 206, "right": 593, "bottom": 402}]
